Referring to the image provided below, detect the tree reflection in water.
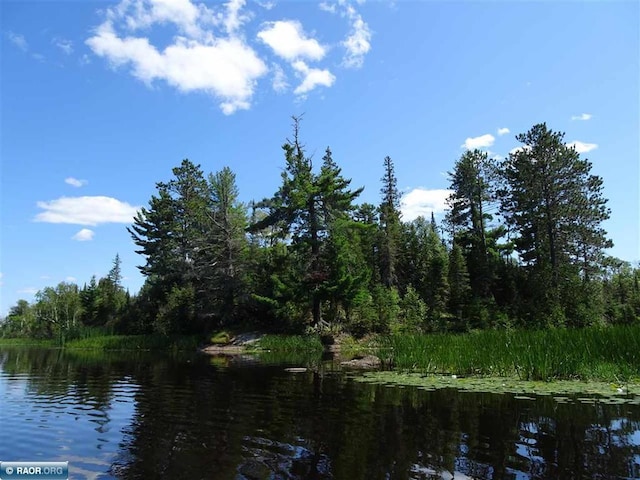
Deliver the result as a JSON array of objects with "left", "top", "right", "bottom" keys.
[{"left": 1, "top": 348, "right": 638, "bottom": 479}]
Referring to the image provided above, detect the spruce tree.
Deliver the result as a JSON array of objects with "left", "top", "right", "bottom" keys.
[{"left": 379, "top": 156, "right": 402, "bottom": 288}]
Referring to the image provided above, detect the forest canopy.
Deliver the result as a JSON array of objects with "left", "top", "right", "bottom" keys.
[{"left": 2, "top": 119, "right": 639, "bottom": 339}]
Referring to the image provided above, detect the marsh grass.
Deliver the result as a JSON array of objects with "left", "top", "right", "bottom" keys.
[
  {"left": 378, "top": 324, "right": 640, "bottom": 381},
  {"left": 253, "top": 334, "right": 324, "bottom": 354},
  {"left": 64, "top": 334, "right": 202, "bottom": 351},
  {"left": 0, "top": 338, "right": 58, "bottom": 347}
]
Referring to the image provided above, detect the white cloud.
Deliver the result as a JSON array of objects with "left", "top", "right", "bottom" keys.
[
  {"left": 34, "top": 196, "right": 141, "bottom": 226},
  {"left": 292, "top": 60, "right": 335, "bottom": 95},
  {"left": 509, "top": 145, "right": 532, "bottom": 155},
  {"left": 271, "top": 64, "right": 288, "bottom": 92},
  {"left": 18, "top": 287, "right": 38, "bottom": 296},
  {"left": 320, "top": 1, "right": 371, "bottom": 68},
  {"left": 87, "top": 0, "right": 268, "bottom": 114},
  {"left": 222, "top": 0, "right": 251, "bottom": 35},
  {"left": 72, "top": 228, "right": 95, "bottom": 241},
  {"left": 7, "top": 31, "right": 28, "bottom": 51},
  {"left": 65, "top": 276, "right": 77, "bottom": 283},
  {"left": 256, "top": 0, "right": 275, "bottom": 10},
  {"left": 54, "top": 38, "right": 74, "bottom": 55},
  {"left": 319, "top": 2, "right": 337, "bottom": 13},
  {"left": 497, "top": 127, "right": 510, "bottom": 136},
  {"left": 400, "top": 188, "right": 453, "bottom": 222},
  {"left": 567, "top": 140, "right": 598, "bottom": 153},
  {"left": 341, "top": 5, "right": 371, "bottom": 69},
  {"left": 462, "top": 134, "right": 495, "bottom": 150},
  {"left": 65, "top": 177, "right": 88, "bottom": 187},
  {"left": 571, "top": 113, "right": 592, "bottom": 121},
  {"left": 257, "top": 20, "right": 326, "bottom": 61}
]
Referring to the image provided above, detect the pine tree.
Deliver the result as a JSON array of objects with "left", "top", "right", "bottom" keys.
[
  {"left": 446, "top": 149, "right": 501, "bottom": 298},
  {"left": 499, "top": 123, "right": 612, "bottom": 323},
  {"left": 250, "top": 117, "right": 363, "bottom": 328}
]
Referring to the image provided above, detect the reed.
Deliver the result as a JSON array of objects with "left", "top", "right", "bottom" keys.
[
  {"left": 254, "top": 334, "right": 324, "bottom": 353},
  {"left": 378, "top": 324, "right": 640, "bottom": 381},
  {"left": 64, "top": 334, "right": 202, "bottom": 351},
  {"left": 0, "top": 338, "right": 58, "bottom": 347}
]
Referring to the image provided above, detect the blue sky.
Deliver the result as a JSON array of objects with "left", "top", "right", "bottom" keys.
[{"left": 1, "top": 0, "right": 638, "bottom": 315}]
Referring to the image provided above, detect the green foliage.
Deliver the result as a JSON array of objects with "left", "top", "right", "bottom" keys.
[
  {"left": 379, "top": 155, "right": 402, "bottom": 288},
  {"left": 392, "top": 285, "right": 427, "bottom": 334},
  {"left": 253, "top": 334, "right": 323, "bottom": 353},
  {"left": 155, "top": 284, "right": 196, "bottom": 335},
  {"left": 249, "top": 117, "right": 363, "bottom": 330},
  {"left": 378, "top": 324, "right": 640, "bottom": 381},
  {"left": 4, "top": 119, "right": 637, "bottom": 345},
  {"left": 65, "top": 334, "right": 201, "bottom": 351},
  {"left": 210, "top": 331, "right": 232, "bottom": 344},
  {"left": 499, "top": 123, "right": 612, "bottom": 323}
]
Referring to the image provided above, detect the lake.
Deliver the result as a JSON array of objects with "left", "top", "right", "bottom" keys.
[{"left": 0, "top": 347, "right": 638, "bottom": 479}]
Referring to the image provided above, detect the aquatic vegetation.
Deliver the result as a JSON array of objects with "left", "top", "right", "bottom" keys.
[
  {"left": 376, "top": 324, "right": 640, "bottom": 381},
  {"left": 64, "top": 334, "right": 202, "bottom": 351},
  {"left": 252, "top": 334, "right": 324, "bottom": 354},
  {"left": 354, "top": 371, "right": 640, "bottom": 404}
]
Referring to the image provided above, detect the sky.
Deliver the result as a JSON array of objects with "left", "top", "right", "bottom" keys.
[{"left": 1, "top": 0, "right": 638, "bottom": 315}]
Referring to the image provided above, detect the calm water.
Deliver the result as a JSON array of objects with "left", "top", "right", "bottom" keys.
[{"left": 0, "top": 348, "right": 639, "bottom": 480}]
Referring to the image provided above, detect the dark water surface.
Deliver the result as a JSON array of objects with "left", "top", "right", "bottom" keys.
[{"left": 1, "top": 348, "right": 638, "bottom": 480}]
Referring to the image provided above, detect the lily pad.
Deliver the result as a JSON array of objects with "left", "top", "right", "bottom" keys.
[{"left": 352, "top": 371, "right": 640, "bottom": 404}]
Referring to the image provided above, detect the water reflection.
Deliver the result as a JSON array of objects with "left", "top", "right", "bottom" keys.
[{"left": 1, "top": 347, "right": 638, "bottom": 479}]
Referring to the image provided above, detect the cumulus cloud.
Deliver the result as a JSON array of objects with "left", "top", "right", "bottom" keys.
[
  {"left": 271, "top": 64, "right": 288, "bottom": 92},
  {"left": 320, "top": 1, "right": 371, "bottom": 68},
  {"left": 292, "top": 60, "right": 335, "bottom": 95},
  {"left": 319, "top": 2, "right": 337, "bottom": 13},
  {"left": 400, "top": 188, "right": 453, "bottom": 222},
  {"left": 34, "top": 196, "right": 141, "bottom": 226},
  {"left": 65, "top": 276, "right": 77, "bottom": 283},
  {"left": 497, "top": 127, "right": 510, "bottom": 136},
  {"left": 571, "top": 113, "right": 592, "bottom": 121},
  {"left": 257, "top": 20, "right": 326, "bottom": 61},
  {"left": 462, "top": 134, "right": 495, "bottom": 150},
  {"left": 86, "top": 0, "right": 267, "bottom": 114},
  {"left": 567, "top": 141, "right": 598, "bottom": 153},
  {"left": 509, "top": 145, "right": 532, "bottom": 155},
  {"left": 65, "top": 177, "right": 88, "bottom": 187},
  {"left": 86, "top": 0, "right": 371, "bottom": 108},
  {"left": 7, "top": 31, "right": 28, "bottom": 51},
  {"left": 72, "top": 228, "right": 95, "bottom": 241},
  {"left": 54, "top": 38, "right": 74, "bottom": 55},
  {"left": 341, "top": 4, "right": 371, "bottom": 68}
]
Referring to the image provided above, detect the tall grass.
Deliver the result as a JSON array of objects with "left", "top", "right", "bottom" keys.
[
  {"left": 64, "top": 334, "right": 202, "bottom": 351},
  {"left": 254, "top": 334, "right": 324, "bottom": 354},
  {"left": 377, "top": 324, "right": 640, "bottom": 381},
  {"left": 0, "top": 338, "right": 58, "bottom": 347}
]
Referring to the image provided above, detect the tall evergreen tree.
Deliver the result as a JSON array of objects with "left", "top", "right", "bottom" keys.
[
  {"left": 203, "top": 166, "right": 248, "bottom": 324},
  {"left": 446, "top": 149, "right": 501, "bottom": 298},
  {"left": 128, "top": 160, "right": 212, "bottom": 333},
  {"left": 379, "top": 155, "right": 402, "bottom": 288},
  {"left": 499, "top": 123, "right": 612, "bottom": 323},
  {"left": 250, "top": 117, "right": 363, "bottom": 327}
]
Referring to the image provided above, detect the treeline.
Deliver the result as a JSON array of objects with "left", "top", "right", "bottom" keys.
[{"left": 2, "top": 119, "right": 639, "bottom": 339}]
